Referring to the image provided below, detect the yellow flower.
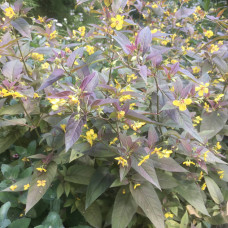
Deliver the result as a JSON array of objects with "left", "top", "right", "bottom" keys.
[
  {"left": 217, "top": 170, "right": 224, "bottom": 179},
  {"left": 173, "top": 98, "right": 192, "bottom": 111},
  {"left": 157, "top": 149, "right": 173, "bottom": 159},
  {"left": 41, "top": 62, "right": 49, "bottom": 69},
  {"left": 192, "top": 66, "right": 201, "bottom": 74},
  {"left": 204, "top": 30, "right": 214, "bottom": 38},
  {"left": 216, "top": 142, "right": 222, "bottom": 150},
  {"left": 22, "top": 157, "right": 30, "bottom": 162},
  {"left": 33, "top": 93, "right": 40, "bottom": 98},
  {"left": 183, "top": 160, "right": 195, "bottom": 166},
  {"left": 115, "top": 157, "right": 128, "bottom": 167},
  {"left": 38, "top": 16, "right": 44, "bottom": 23},
  {"left": 36, "top": 167, "right": 47, "bottom": 172},
  {"left": 209, "top": 44, "right": 219, "bottom": 53},
  {"left": 123, "top": 124, "right": 129, "bottom": 130},
  {"left": 37, "top": 180, "right": 46, "bottom": 187},
  {"left": 138, "top": 154, "right": 150, "bottom": 166},
  {"left": 151, "top": 29, "right": 158, "bottom": 34},
  {"left": 204, "top": 102, "right": 210, "bottom": 112},
  {"left": 195, "top": 83, "right": 209, "bottom": 96},
  {"left": 117, "top": 110, "right": 125, "bottom": 120},
  {"left": 152, "top": 3, "right": 158, "bottom": 8},
  {"left": 193, "top": 116, "right": 203, "bottom": 126},
  {"left": 60, "top": 124, "right": 66, "bottom": 133},
  {"left": 31, "top": 53, "right": 44, "bottom": 61},
  {"left": 111, "top": 15, "right": 124, "bottom": 30},
  {"left": 214, "top": 94, "right": 224, "bottom": 103},
  {"left": 129, "top": 103, "right": 136, "bottom": 110},
  {"left": 122, "top": 188, "right": 126, "bottom": 194},
  {"left": 165, "top": 212, "right": 174, "bottom": 219},
  {"left": 201, "top": 182, "right": 207, "bottom": 190},
  {"left": 104, "top": 0, "right": 112, "bottom": 7},
  {"left": 109, "top": 137, "right": 118, "bottom": 145},
  {"left": 134, "top": 183, "right": 141, "bottom": 189},
  {"left": 10, "top": 185, "right": 17, "bottom": 191},
  {"left": 171, "top": 59, "right": 178, "bottom": 64},
  {"left": 84, "top": 129, "right": 97, "bottom": 146},
  {"left": 4, "top": 7, "right": 15, "bottom": 19},
  {"left": 127, "top": 74, "right": 137, "bottom": 82},
  {"left": 198, "top": 171, "right": 204, "bottom": 181},
  {"left": 203, "top": 150, "right": 209, "bottom": 161},
  {"left": 78, "top": 26, "right": 86, "bottom": 36},
  {"left": 85, "top": 45, "right": 95, "bottom": 55},
  {"left": 131, "top": 122, "right": 146, "bottom": 131},
  {"left": 24, "top": 184, "right": 30, "bottom": 190},
  {"left": 50, "top": 30, "right": 57, "bottom": 40}
]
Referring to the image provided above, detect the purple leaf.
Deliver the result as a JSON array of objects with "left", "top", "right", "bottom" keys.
[
  {"left": 138, "top": 65, "right": 148, "bottom": 83},
  {"left": 112, "top": 0, "right": 128, "bottom": 13},
  {"left": 66, "top": 47, "right": 84, "bottom": 67},
  {"left": 113, "top": 31, "right": 132, "bottom": 55},
  {"left": 170, "top": 62, "right": 180, "bottom": 75},
  {"left": 148, "top": 126, "right": 158, "bottom": 148},
  {"left": 91, "top": 98, "right": 118, "bottom": 109},
  {"left": 37, "top": 69, "right": 65, "bottom": 91},
  {"left": 11, "top": 18, "right": 31, "bottom": 39},
  {"left": 80, "top": 72, "right": 98, "bottom": 93},
  {"left": 65, "top": 114, "right": 86, "bottom": 152},
  {"left": 136, "top": 27, "right": 152, "bottom": 55},
  {"left": 175, "top": 7, "right": 195, "bottom": 19},
  {"left": 2, "top": 60, "right": 23, "bottom": 81}
]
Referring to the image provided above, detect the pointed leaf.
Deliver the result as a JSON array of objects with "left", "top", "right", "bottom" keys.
[
  {"left": 37, "top": 69, "right": 65, "bottom": 91},
  {"left": 130, "top": 182, "right": 165, "bottom": 228},
  {"left": 112, "top": 187, "right": 137, "bottom": 228},
  {"left": 86, "top": 167, "right": 115, "bottom": 209},
  {"left": 25, "top": 162, "right": 57, "bottom": 214},
  {"left": 2, "top": 60, "right": 23, "bottom": 81},
  {"left": 65, "top": 114, "right": 86, "bottom": 152},
  {"left": 204, "top": 176, "right": 224, "bottom": 204},
  {"left": 174, "top": 182, "right": 209, "bottom": 216},
  {"left": 11, "top": 18, "right": 31, "bottom": 39}
]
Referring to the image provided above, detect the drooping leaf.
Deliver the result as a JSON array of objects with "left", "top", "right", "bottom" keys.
[
  {"left": 200, "top": 109, "right": 228, "bottom": 139},
  {"left": 130, "top": 182, "right": 165, "bottom": 228},
  {"left": 25, "top": 162, "right": 57, "bottom": 214},
  {"left": 3, "top": 176, "right": 32, "bottom": 192},
  {"left": 151, "top": 155, "right": 188, "bottom": 173},
  {"left": 157, "top": 172, "right": 179, "bottom": 189},
  {"left": 0, "top": 202, "right": 11, "bottom": 228},
  {"left": 138, "top": 65, "right": 147, "bottom": 83},
  {"left": 11, "top": 18, "right": 31, "bottom": 39},
  {"left": 2, "top": 60, "right": 23, "bottom": 81},
  {"left": 65, "top": 114, "right": 86, "bottom": 152},
  {"left": 0, "top": 119, "right": 26, "bottom": 127},
  {"left": 37, "top": 69, "right": 65, "bottom": 91},
  {"left": 135, "top": 27, "right": 152, "bottom": 55},
  {"left": 131, "top": 149, "right": 161, "bottom": 189},
  {"left": 64, "top": 165, "right": 95, "bottom": 185},
  {"left": 112, "top": 0, "right": 128, "bottom": 13},
  {"left": 180, "top": 211, "right": 189, "bottom": 228},
  {"left": 77, "top": 200, "right": 102, "bottom": 228},
  {"left": 80, "top": 72, "right": 98, "bottom": 93},
  {"left": 174, "top": 182, "right": 209, "bottom": 216},
  {"left": 85, "top": 167, "right": 115, "bottom": 209},
  {"left": 112, "top": 187, "right": 137, "bottom": 228},
  {"left": 204, "top": 176, "right": 224, "bottom": 204},
  {"left": 8, "top": 218, "right": 31, "bottom": 228}
]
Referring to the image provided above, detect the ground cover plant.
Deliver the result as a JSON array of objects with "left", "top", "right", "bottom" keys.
[{"left": 0, "top": 0, "right": 228, "bottom": 227}]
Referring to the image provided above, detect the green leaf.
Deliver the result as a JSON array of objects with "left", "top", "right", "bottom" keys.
[
  {"left": 77, "top": 200, "right": 102, "bottom": 228},
  {"left": 41, "top": 211, "right": 64, "bottom": 228},
  {"left": 165, "top": 220, "right": 180, "bottom": 228},
  {"left": 130, "top": 182, "right": 165, "bottom": 228},
  {"left": 200, "top": 109, "right": 228, "bottom": 139},
  {"left": 85, "top": 167, "right": 115, "bottom": 209},
  {"left": 0, "top": 202, "right": 11, "bottom": 228},
  {"left": 0, "top": 104, "right": 23, "bottom": 115},
  {"left": 57, "top": 183, "right": 64, "bottom": 199},
  {"left": 25, "top": 162, "right": 57, "bottom": 214},
  {"left": 112, "top": 0, "right": 127, "bottom": 13},
  {"left": 0, "top": 119, "right": 26, "bottom": 127},
  {"left": 131, "top": 153, "right": 161, "bottom": 189},
  {"left": 174, "top": 182, "right": 209, "bottom": 216},
  {"left": 2, "top": 176, "right": 32, "bottom": 192},
  {"left": 180, "top": 211, "right": 189, "bottom": 228},
  {"left": 64, "top": 165, "right": 95, "bottom": 185},
  {"left": 204, "top": 176, "right": 224, "bottom": 204},
  {"left": 157, "top": 172, "right": 178, "bottom": 189},
  {"left": 112, "top": 187, "right": 137, "bottom": 228},
  {"left": 9, "top": 218, "right": 31, "bottom": 228}
]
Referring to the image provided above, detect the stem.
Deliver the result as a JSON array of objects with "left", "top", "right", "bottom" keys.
[
  {"left": 154, "top": 77, "right": 163, "bottom": 136},
  {"left": 116, "top": 121, "right": 123, "bottom": 146},
  {"left": 19, "top": 99, "right": 40, "bottom": 138},
  {"left": 14, "top": 31, "right": 30, "bottom": 76}
]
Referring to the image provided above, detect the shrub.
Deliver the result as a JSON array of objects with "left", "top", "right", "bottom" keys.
[{"left": 0, "top": 0, "right": 228, "bottom": 227}]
